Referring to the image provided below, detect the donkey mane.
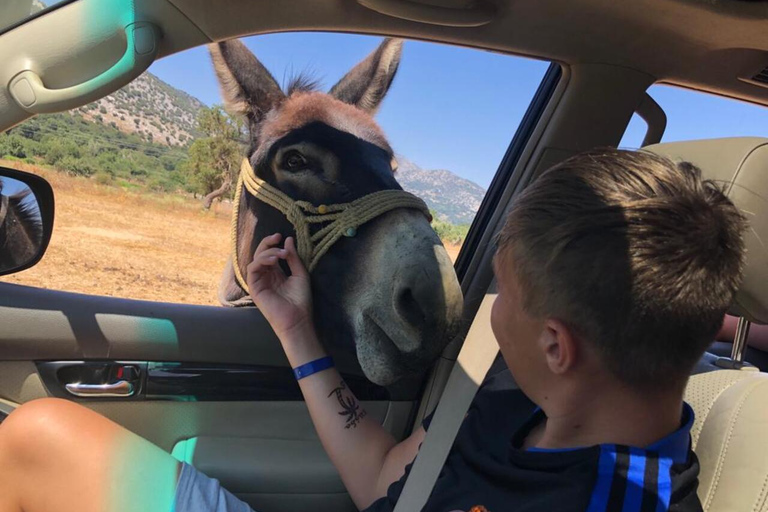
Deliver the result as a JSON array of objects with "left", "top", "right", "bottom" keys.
[{"left": 285, "top": 73, "right": 321, "bottom": 96}]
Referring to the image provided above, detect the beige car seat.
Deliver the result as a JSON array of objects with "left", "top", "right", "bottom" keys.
[{"left": 647, "top": 138, "right": 768, "bottom": 512}]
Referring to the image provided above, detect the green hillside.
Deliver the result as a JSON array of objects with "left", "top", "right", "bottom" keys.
[{"left": 2, "top": 112, "right": 188, "bottom": 192}]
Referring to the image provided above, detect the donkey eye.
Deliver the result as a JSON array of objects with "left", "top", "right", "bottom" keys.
[{"left": 283, "top": 150, "right": 308, "bottom": 171}]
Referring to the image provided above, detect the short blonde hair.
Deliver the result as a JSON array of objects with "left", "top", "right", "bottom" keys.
[{"left": 497, "top": 149, "right": 746, "bottom": 389}]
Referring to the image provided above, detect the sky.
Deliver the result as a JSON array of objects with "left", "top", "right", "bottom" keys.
[
  {"left": 620, "top": 86, "right": 768, "bottom": 149},
  {"left": 149, "top": 32, "right": 768, "bottom": 190},
  {"left": 0, "top": 176, "right": 28, "bottom": 195}
]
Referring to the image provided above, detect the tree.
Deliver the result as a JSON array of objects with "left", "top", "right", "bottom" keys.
[
  {"left": 430, "top": 210, "right": 470, "bottom": 246},
  {"left": 180, "top": 106, "right": 244, "bottom": 209}
]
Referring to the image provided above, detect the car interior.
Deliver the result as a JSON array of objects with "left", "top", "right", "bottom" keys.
[{"left": 1, "top": 0, "right": 768, "bottom": 511}]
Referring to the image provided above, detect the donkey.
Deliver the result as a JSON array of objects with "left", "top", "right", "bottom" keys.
[
  {"left": 0, "top": 179, "right": 42, "bottom": 271},
  {"left": 211, "top": 38, "right": 464, "bottom": 385}
]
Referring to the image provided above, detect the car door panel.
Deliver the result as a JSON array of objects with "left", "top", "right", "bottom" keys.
[
  {"left": 182, "top": 436, "right": 353, "bottom": 511},
  {"left": 0, "top": 282, "right": 290, "bottom": 367},
  {"left": 0, "top": 390, "right": 407, "bottom": 511},
  {"left": 0, "top": 283, "right": 422, "bottom": 396},
  {"left": 0, "top": 282, "right": 419, "bottom": 512}
]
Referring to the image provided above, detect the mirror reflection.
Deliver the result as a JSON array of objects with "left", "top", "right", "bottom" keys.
[{"left": 0, "top": 176, "right": 43, "bottom": 273}]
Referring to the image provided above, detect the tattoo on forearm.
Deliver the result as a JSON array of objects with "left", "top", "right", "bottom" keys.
[{"left": 328, "top": 381, "right": 367, "bottom": 429}]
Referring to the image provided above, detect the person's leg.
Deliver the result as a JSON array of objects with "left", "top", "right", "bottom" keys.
[{"left": 0, "top": 398, "right": 179, "bottom": 512}]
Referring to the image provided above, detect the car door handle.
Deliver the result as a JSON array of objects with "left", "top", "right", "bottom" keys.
[{"left": 65, "top": 380, "right": 135, "bottom": 398}]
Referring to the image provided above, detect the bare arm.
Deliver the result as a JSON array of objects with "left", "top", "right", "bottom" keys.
[
  {"left": 246, "top": 234, "right": 423, "bottom": 509},
  {"left": 280, "top": 327, "right": 425, "bottom": 508}
]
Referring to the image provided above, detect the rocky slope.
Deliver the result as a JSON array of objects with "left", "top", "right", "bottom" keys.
[
  {"left": 395, "top": 155, "right": 485, "bottom": 225},
  {"left": 71, "top": 72, "right": 204, "bottom": 147}
]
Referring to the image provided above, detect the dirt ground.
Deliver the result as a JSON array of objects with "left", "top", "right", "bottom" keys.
[{"left": 1, "top": 161, "right": 462, "bottom": 305}]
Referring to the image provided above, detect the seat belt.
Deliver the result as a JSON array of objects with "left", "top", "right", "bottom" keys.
[{"left": 393, "top": 291, "right": 500, "bottom": 512}]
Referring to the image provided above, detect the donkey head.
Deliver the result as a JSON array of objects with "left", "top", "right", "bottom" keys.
[
  {"left": 212, "top": 39, "right": 463, "bottom": 385},
  {"left": 0, "top": 180, "right": 41, "bottom": 270}
]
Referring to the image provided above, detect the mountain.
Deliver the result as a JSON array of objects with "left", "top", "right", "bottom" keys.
[
  {"left": 64, "top": 73, "right": 483, "bottom": 224},
  {"left": 72, "top": 72, "right": 204, "bottom": 147},
  {"left": 395, "top": 156, "right": 485, "bottom": 225}
]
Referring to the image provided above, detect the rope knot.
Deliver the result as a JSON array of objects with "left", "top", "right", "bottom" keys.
[{"left": 285, "top": 202, "right": 305, "bottom": 226}]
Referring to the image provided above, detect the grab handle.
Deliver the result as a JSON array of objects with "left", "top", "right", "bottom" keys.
[
  {"left": 9, "top": 21, "right": 159, "bottom": 114},
  {"left": 357, "top": 0, "right": 495, "bottom": 27}
]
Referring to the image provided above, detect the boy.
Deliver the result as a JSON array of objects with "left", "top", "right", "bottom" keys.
[{"left": 0, "top": 149, "right": 745, "bottom": 512}]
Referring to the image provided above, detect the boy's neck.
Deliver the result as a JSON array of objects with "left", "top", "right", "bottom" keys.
[{"left": 526, "top": 382, "right": 684, "bottom": 451}]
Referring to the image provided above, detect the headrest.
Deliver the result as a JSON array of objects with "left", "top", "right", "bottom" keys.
[{"left": 645, "top": 138, "right": 768, "bottom": 324}]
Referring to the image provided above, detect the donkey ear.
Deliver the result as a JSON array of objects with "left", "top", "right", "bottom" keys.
[
  {"left": 208, "top": 40, "right": 285, "bottom": 122},
  {"left": 329, "top": 38, "right": 403, "bottom": 114}
]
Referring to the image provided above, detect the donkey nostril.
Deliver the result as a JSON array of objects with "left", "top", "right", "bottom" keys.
[{"left": 395, "top": 286, "right": 427, "bottom": 330}]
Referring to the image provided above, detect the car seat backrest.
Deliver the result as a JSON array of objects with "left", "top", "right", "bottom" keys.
[
  {"left": 684, "top": 371, "right": 768, "bottom": 512},
  {"left": 647, "top": 138, "right": 768, "bottom": 511}
]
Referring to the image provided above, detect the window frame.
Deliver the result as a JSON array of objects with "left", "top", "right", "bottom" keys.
[
  {"left": 0, "top": 0, "right": 79, "bottom": 38},
  {"left": 454, "top": 62, "right": 563, "bottom": 281}
]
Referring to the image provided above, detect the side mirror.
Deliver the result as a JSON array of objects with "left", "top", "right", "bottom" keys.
[{"left": 0, "top": 167, "right": 54, "bottom": 276}]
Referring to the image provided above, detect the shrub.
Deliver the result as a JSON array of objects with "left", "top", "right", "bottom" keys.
[
  {"left": 58, "top": 156, "right": 96, "bottom": 177},
  {"left": 143, "top": 147, "right": 161, "bottom": 159},
  {"left": 0, "top": 135, "right": 22, "bottom": 158},
  {"left": 148, "top": 176, "right": 174, "bottom": 193},
  {"left": 42, "top": 142, "right": 65, "bottom": 165},
  {"left": 42, "top": 138, "right": 81, "bottom": 165},
  {"left": 160, "top": 155, "right": 178, "bottom": 171},
  {"left": 94, "top": 171, "right": 114, "bottom": 185},
  {"left": 431, "top": 214, "right": 470, "bottom": 245},
  {"left": 0, "top": 135, "right": 30, "bottom": 159},
  {"left": 28, "top": 138, "right": 48, "bottom": 157}
]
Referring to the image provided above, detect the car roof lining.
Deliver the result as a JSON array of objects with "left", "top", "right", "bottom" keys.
[
  {"left": 157, "top": 0, "right": 768, "bottom": 108},
  {"left": 1, "top": 0, "right": 765, "bottom": 135}
]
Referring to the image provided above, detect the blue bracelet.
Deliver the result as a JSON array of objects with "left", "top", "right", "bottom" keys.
[{"left": 293, "top": 356, "right": 334, "bottom": 380}]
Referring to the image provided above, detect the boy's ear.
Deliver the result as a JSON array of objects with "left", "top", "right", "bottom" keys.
[{"left": 540, "top": 319, "right": 578, "bottom": 375}]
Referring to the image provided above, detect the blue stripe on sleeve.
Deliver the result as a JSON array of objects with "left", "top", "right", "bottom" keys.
[
  {"left": 655, "top": 456, "right": 673, "bottom": 512},
  {"left": 621, "top": 447, "right": 647, "bottom": 512},
  {"left": 586, "top": 445, "right": 617, "bottom": 512}
]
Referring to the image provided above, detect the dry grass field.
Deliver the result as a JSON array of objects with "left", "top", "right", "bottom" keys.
[{"left": 1, "top": 161, "right": 461, "bottom": 305}]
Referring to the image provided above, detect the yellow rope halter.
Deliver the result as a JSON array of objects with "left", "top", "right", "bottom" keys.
[{"left": 231, "top": 158, "right": 431, "bottom": 294}]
